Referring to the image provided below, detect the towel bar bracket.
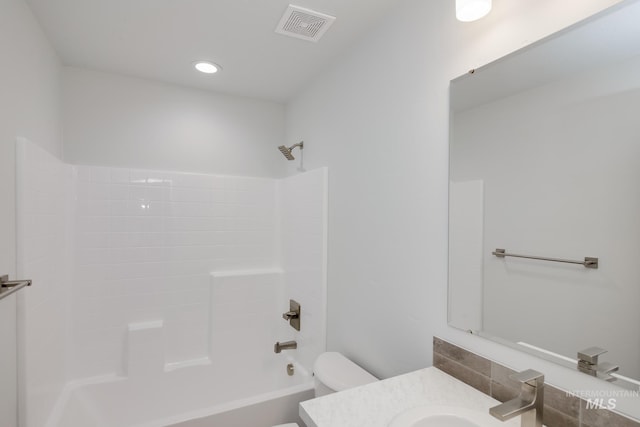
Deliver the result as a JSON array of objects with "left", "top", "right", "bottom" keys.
[{"left": 0, "top": 274, "right": 32, "bottom": 302}]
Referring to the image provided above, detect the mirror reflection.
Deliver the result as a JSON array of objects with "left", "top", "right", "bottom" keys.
[{"left": 449, "top": 1, "right": 640, "bottom": 388}]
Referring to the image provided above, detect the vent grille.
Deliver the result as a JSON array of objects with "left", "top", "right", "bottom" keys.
[{"left": 275, "top": 5, "right": 336, "bottom": 42}]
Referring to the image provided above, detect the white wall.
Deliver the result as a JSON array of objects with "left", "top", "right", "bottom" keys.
[
  {"left": 0, "top": 1, "right": 62, "bottom": 426},
  {"left": 63, "top": 67, "right": 287, "bottom": 178},
  {"left": 285, "top": 0, "right": 622, "bottom": 384},
  {"left": 0, "top": 0, "right": 62, "bottom": 277},
  {"left": 286, "top": 0, "right": 449, "bottom": 377},
  {"left": 0, "top": 294, "right": 18, "bottom": 427}
]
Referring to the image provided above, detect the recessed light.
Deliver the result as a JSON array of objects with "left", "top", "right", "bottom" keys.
[
  {"left": 194, "top": 61, "right": 221, "bottom": 74},
  {"left": 456, "top": 0, "right": 492, "bottom": 22}
]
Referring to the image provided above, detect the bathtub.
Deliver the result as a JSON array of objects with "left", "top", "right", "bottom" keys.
[
  {"left": 45, "top": 270, "right": 318, "bottom": 427},
  {"left": 47, "top": 357, "right": 314, "bottom": 427}
]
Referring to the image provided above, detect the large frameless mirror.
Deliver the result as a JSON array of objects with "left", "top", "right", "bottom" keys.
[{"left": 448, "top": 0, "right": 640, "bottom": 394}]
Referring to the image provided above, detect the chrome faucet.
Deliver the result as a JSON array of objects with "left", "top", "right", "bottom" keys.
[
  {"left": 490, "top": 369, "right": 544, "bottom": 427},
  {"left": 274, "top": 340, "right": 297, "bottom": 353},
  {"left": 577, "top": 347, "right": 619, "bottom": 381}
]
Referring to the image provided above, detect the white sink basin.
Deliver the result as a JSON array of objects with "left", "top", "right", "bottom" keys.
[{"left": 389, "top": 405, "right": 503, "bottom": 427}]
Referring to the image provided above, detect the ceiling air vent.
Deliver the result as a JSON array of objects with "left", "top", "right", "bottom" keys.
[{"left": 275, "top": 5, "right": 336, "bottom": 43}]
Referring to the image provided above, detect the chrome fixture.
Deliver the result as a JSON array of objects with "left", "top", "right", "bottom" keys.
[
  {"left": 490, "top": 369, "right": 544, "bottom": 427},
  {"left": 0, "top": 274, "right": 32, "bottom": 302},
  {"left": 492, "top": 248, "right": 598, "bottom": 269},
  {"left": 282, "top": 299, "right": 301, "bottom": 331},
  {"left": 274, "top": 340, "right": 297, "bottom": 353},
  {"left": 287, "top": 363, "right": 295, "bottom": 376},
  {"left": 578, "top": 347, "right": 619, "bottom": 381},
  {"left": 278, "top": 141, "right": 304, "bottom": 160}
]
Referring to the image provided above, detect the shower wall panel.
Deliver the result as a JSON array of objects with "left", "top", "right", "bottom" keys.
[
  {"left": 72, "top": 167, "right": 278, "bottom": 379},
  {"left": 278, "top": 167, "right": 328, "bottom": 374},
  {"left": 16, "top": 139, "right": 74, "bottom": 427}
]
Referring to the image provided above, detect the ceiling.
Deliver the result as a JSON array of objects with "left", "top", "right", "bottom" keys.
[{"left": 25, "top": 0, "right": 401, "bottom": 102}]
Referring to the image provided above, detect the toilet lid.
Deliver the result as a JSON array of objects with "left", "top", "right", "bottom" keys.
[{"left": 314, "top": 352, "right": 378, "bottom": 392}]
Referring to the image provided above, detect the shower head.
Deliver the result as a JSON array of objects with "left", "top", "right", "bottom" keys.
[
  {"left": 278, "top": 141, "right": 304, "bottom": 161},
  {"left": 278, "top": 145, "right": 295, "bottom": 160}
]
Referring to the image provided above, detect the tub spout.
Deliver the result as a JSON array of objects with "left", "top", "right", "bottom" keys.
[{"left": 274, "top": 340, "right": 297, "bottom": 353}]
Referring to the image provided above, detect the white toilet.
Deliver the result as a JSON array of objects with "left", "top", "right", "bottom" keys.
[
  {"left": 273, "top": 352, "right": 378, "bottom": 427},
  {"left": 312, "top": 351, "right": 378, "bottom": 397}
]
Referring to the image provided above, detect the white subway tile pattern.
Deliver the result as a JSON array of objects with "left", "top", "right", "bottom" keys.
[{"left": 72, "top": 166, "right": 279, "bottom": 377}]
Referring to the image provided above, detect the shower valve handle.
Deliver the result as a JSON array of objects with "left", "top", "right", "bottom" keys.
[
  {"left": 282, "top": 311, "right": 299, "bottom": 320},
  {"left": 282, "top": 299, "right": 301, "bottom": 331}
]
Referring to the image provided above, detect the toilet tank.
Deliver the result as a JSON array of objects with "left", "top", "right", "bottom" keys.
[{"left": 313, "top": 352, "right": 378, "bottom": 397}]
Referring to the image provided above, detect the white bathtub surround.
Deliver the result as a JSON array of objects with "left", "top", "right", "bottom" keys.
[
  {"left": 16, "top": 139, "right": 74, "bottom": 427},
  {"left": 299, "top": 367, "right": 519, "bottom": 427},
  {"left": 46, "top": 269, "right": 317, "bottom": 426},
  {"left": 72, "top": 166, "right": 280, "bottom": 378},
  {"left": 126, "top": 320, "right": 165, "bottom": 377},
  {"left": 72, "top": 165, "right": 327, "bottom": 378},
  {"left": 17, "top": 139, "right": 328, "bottom": 426},
  {"left": 278, "top": 168, "right": 329, "bottom": 374},
  {"left": 209, "top": 270, "right": 284, "bottom": 376}
]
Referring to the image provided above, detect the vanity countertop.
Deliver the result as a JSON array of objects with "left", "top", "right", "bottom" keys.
[{"left": 299, "top": 366, "right": 521, "bottom": 427}]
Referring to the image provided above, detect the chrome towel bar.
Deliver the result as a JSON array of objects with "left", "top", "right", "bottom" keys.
[
  {"left": 492, "top": 248, "right": 598, "bottom": 269},
  {"left": 0, "top": 274, "right": 32, "bottom": 301}
]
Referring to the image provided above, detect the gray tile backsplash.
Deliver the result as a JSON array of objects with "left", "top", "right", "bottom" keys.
[
  {"left": 579, "top": 401, "right": 640, "bottom": 427},
  {"left": 433, "top": 338, "right": 491, "bottom": 377},
  {"left": 433, "top": 337, "right": 640, "bottom": 427},
  {"left": 433, "top": 352, "right": 491, "bottom": 395}
]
